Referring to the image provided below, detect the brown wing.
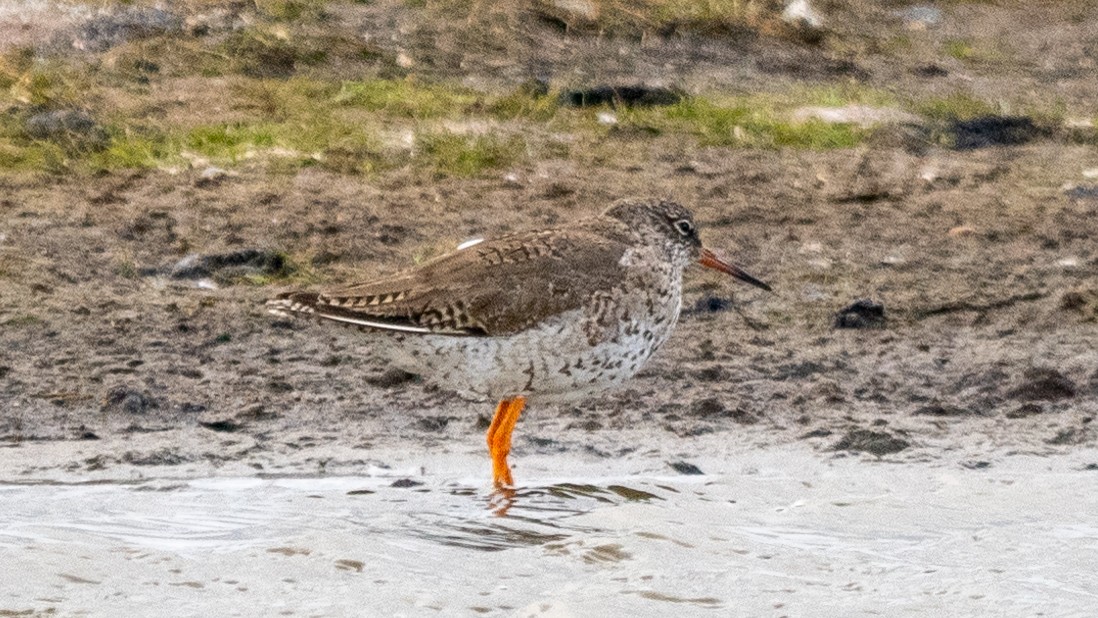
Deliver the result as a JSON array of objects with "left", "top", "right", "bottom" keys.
[{"left": 270, "top": 225, "right": 629, "bottom": 336}]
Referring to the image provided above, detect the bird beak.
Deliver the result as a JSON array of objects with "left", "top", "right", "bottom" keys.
[{"left": 699, "top": 248, "right": 772, "bottom": 291}]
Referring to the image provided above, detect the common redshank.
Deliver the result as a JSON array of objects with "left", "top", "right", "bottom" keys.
[{"left": 267, "top": 198, "right": 770, "bottom": 487}]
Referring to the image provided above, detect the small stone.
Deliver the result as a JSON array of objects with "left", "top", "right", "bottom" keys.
[
  {"left": 366, "top": 368, "right": 417, "bottom": 388},
  {"left": 197, "top": 417, "right": 243, "bottom": 432},
  {"left": 833, "top": 299, "right": 886, "bottom": 329},
  {"left": 668, "top": 461, "right": 704, "bottom": 475},
  {"left": 390, "top": 478, "right": 424, "bottom": 488},
  {"left": 689, "top": 397, "right": 727, "bottom": 417},
  {"left": 25, "top": 109, "right": 98, "bottom": 138},
  {"left": 415, "top": 416, "right": 454, "bottom": 432},
  {"left": 597, "top": 112, "right": 618, "bottom": 125},
  {"left": 71, "top": 7, "right": 181, "bottom": 52},
  {"left": 102, "top": 386, "right": 156, "bottom": 414},
  {"left": 950, "top": 116, "right": 1043, "bottom": 150},
  {"left": 1065, "top": 186, "right": 1098, "bottom": 200},
  {"left": 832, "top": 429, "right": 910, "bottom": 456},
  {"left": 961, "top": 460, "right": 991, "bottom": 470},
  {"left": 690, "top": 295, "right": 732, "bottom": 314},
  {"left": 913, "top": 403, "right": 976, "bottom": 417},
  {"left": 551, "top": 0, "right": 598, "bottom": 21},
  {"left": 895, "top": 6, "right": 942, "bottom": 29},
  {"left": 782, "top": 0, "right": 823, "bottom": 30},
  {"left": 396, "top": 52, "right": 415, "bottom": 68},
  {"left": 195, "top": 166, "right": 229, "bottom": 187},
  {"left": 24, "top": 110, "right": 108, "bottom": 151},
  {"left": 560, "top": 85, "right": 681, "bottom": 108}
]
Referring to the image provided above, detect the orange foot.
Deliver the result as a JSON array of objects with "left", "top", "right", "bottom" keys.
[{"left": 486, "top": 396, "right": 526, "bottom": 488}]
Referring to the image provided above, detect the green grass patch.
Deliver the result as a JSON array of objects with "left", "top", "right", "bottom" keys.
[
  {"left": 414, "top": 131, "right": 525, "bottom": 177},
  {"left": 486, "top": 83, "right": 560, "bottom": 121},
  {"left": 1, "top": 314, "right": 44, "bottom": 327},
  {"left": 915, "top": 93, "right": 999, "bottom": 121},
  {"left": 185, "top": 124, "right": 277, "bottom": 161},
  {"left": 87, "top": 129, "right": 179, "bottom": 171},
  {"left": 944, "top": 39, "right": 976, "bottom": 61},
  {"left": 1, "top": 58, "right": 94, "bottom": 108},
  {"left": 254, "top": 0, "right": 328, "bottom": 21},
  {"left": 792, "top": 84, "right": 898, "bottom": 109},
  {"left": 942, "top": 38, "right": 1008, "bottom": 65},
  {"left": 622, "top": 96, "right": 868, "bottom": 149},
  {"left": 335, "top": 79, "right": 480, "bottom": 118}
]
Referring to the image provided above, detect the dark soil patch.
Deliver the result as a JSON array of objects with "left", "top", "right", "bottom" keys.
[
  {"left": 950, "top": 116, "right": 1045, "bottom": 150},
  {"left": 832, "top": 429, "right": 910, "bottom": 456},
  {"left": 1008, "top": 369, "right": 1077, "bottom": 402}
]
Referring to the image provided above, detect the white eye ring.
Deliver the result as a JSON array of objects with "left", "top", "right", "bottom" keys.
[{"left": 674, "top": 219, "right": 694, "bottom": 236}]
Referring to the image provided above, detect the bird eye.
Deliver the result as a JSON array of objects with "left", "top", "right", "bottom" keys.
[{"left": 674, "top": 219, "right": 695, "bottom": 236}]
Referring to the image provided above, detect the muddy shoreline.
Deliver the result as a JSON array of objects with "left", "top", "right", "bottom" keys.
[{"left": 2, "top": 0, "right": 1098, "bottom": 483}]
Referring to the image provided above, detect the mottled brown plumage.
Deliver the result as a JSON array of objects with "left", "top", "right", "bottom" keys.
[
  {"left": 268, "top": 198, "right": 770, "bottom": 487},
  {"left": 285, "top": 226, "right": 631, "bottom": 336}
]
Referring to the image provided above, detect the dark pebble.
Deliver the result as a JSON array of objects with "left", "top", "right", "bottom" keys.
[
  {"left": 102, "top": 386, "right": 156, "bottom": 414},
  {"left": 833, "top": 299, "right": 886, "bottom": 329},
  {"left": 390, "top": 478, "right": 424, "bottom": 488},
  {"left": 913, "top": 64, "right": 948, "bottom": 77},
  {"left": 690, "top": 295, "right": 732, "bottom": 314},
  {"left": 913, "top": 403, "right": 976, "bottom": 417},
  {"left": 689, "top": 397, "right": 727, "bottom": 417},
  {"left": 560, "top": 84, "right": 682, "bottom": 108},
  {"left": 366, "top": 368, "right": 418, "bottom": 388},
  {"left": 1064, "top": 185, "right": 1098, "bottom": 200},
  {"left": 415, "top": 416, "right": 454, "bottom": 432},
  {"left": 693, "top": 366, "right": 729, "bottom": 382},
  {"left": 668, "top": 461, "right": 704, "bottom": 475},
  {"left": 832, "top": 428, "right": 910, "bottom": 456},
  {"left": 71, "top": 7, "right": 181, "bottom": 52},
  {"left": 1005, "top": 403, "right": 1045, "bottom": 419},
  {"left": 198, "top": 419, "right": 243, "bottom": 433},
  {"left": 950, "top": 116, "right": 1044, "bottom": 150}
]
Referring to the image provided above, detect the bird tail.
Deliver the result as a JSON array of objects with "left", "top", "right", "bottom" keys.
[{"left": 265, "top": 293, "right": 321, "bottom": 318}]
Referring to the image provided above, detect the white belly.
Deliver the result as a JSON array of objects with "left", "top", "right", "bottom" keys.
[{"left": 380, "top": 305, "right": 679, "bottom": 403}]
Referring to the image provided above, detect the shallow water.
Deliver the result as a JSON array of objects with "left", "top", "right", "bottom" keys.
[{"left": 2, "top": 451, "right": 1097, "bottom": 617}]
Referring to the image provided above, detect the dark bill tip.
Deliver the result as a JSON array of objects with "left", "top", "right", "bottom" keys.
[{"left": 699, "top": 248, "right": 772, "bottom": 292}]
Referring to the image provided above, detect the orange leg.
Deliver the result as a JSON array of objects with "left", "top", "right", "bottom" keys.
[{"left": 486, "top": 396, "right": 526, "bottom": 488}]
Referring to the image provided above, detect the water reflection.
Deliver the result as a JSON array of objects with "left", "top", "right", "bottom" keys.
[{"left": 406, "top": 481, "right": 670, "bottom": 549}]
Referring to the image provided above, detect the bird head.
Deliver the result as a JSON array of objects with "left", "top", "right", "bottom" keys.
[{"left": 604, "top": 199, "right": 771, "bottom": 291}]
